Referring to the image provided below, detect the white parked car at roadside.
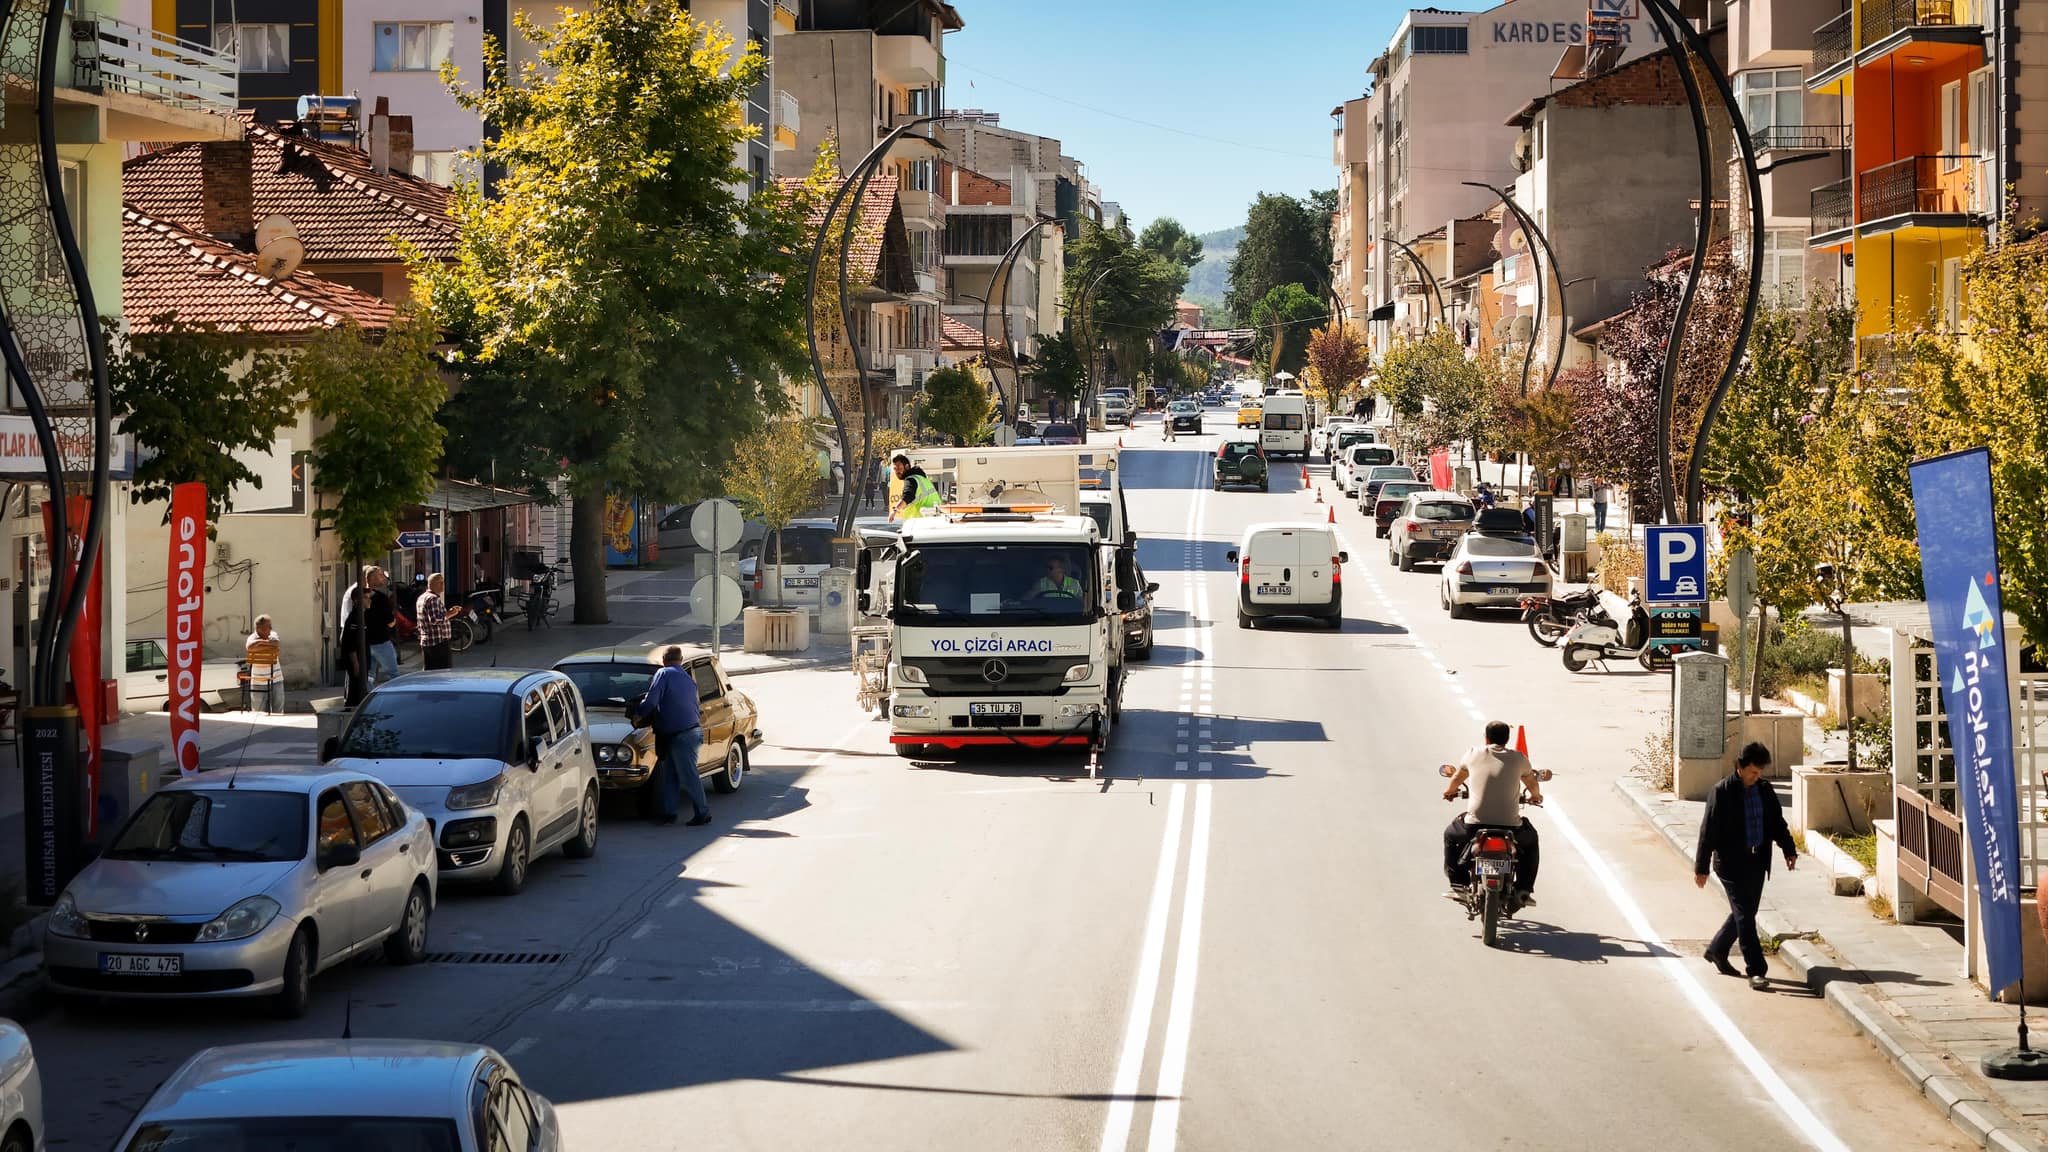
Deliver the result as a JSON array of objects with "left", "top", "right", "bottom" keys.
[
  {"left": 43, "top": 766, "right": 436, "bottom": 1019},
  {"left": 1312, "top": 417, "right": 1360, "bottom": 458},
  {"left": 0, "top": 1019, "right": 41, "bottom": 1152},
  {"left": 325, "top": 669, "right": 599, "bottom": 896},
  {"left": 112, "top": 1039, "right": 559, "bottom": 1151},
  {"left": 1440, "top": 532, "right": 1552, "bottom": 619}
]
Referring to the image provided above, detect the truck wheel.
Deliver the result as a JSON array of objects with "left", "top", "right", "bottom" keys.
[{"left": 895, "top": 743, "right": 923, "bottom": 759}]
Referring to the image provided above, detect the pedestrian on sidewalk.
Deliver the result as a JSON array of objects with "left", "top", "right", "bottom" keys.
[
  {"left": 244, "top": 616, "right": 283, "bottom": 714},
  {"left": 1695, "top": 742, "right": 1798, "bottom": 990},
  {"left": 417, "top": 573, "right": 453, "bottom": 671},
  {"left": 630, "top": 645, "right": 711, "bottom": 827},
  {"left": 1592, "top": 479, "right": 1611, "bottom": 534}
]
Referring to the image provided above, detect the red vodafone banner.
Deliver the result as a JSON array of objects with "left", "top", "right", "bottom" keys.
[{"left": 168, "top": 482, "right": 207, "bottom": 775}]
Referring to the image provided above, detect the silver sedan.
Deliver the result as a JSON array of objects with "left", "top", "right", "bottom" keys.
[
  {"left": 1439, "top": 532, "right": 1553, "bottom": 618},
  {"left": 43, "top": 766, "right": 436, "bottom": 1018}
]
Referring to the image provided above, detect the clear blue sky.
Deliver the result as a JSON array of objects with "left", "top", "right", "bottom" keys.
[{"left": 941, "top": 0, "right": 1404, "bottom": 236}]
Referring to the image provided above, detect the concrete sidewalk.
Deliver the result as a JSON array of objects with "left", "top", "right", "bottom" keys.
[{"left": 1617, "top": 775, "right": 2048, "bottom": 1152}]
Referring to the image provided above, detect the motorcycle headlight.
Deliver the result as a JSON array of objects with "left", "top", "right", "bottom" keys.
[
  {"left": 447, "top": 772, "right": 505, "bottom": 811},
  {"left": 1063, "top": 662, "right": 1092, "bottom": 683},
  {"left": 198, "top": 895, "right": 281, "bottom": 943},
  {"left": 897, "top": 663, "right": 926, "bottom": 685},
  {"left": 47, "top": 892, "right": 88, "bottom": 939}
]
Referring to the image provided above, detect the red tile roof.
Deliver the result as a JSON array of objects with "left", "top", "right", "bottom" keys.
[
  {"left": 123, "top": 207, "right": 396, "bottom": 337},
  {"left": 123, "top": 119, "right": 456, "bottom": 265},
  {"left": 790, "top": 171, "right": 903, "bottom": 287},
  {"left": 941, "top": 315, "right": 989, "bottom": 351}
]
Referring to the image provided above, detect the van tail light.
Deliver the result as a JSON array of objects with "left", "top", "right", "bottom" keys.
[
  {"left": 1239, "top": 556, "right": 1251, "bottom": 586},
  {"left": 1331, "top": 555, "right": 1342, "bottom": 585},
  {"left": 1479, "top": 835, "right": 1512, "bottom": 853},
  {"left": 1455, "top": 561, "right": 1473, "bottom": 575}
]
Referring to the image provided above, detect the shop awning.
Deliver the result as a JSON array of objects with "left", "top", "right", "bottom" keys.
[
  {"left": 423, "top": 477, "right": 539, "bottom": 514},
  {"left": 1369, "top": 301, "right": 1395, "bottom": 321}
]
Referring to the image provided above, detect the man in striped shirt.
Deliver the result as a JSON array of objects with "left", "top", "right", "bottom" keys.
[{"left": 417, "top": 572, "right": 454, "bottom": 671}]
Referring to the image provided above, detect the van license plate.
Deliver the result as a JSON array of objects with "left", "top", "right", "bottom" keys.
[
  {"left": 1256, "top": 584, "right": 1290, "bottom": 596},
  {"left": 101, "top": 953, "right": 181, "bottom": 975},
  {"left": 784, "top": 577, "right": 819, "bottom": 588},
  {"left": 969, "top": 702, "right": 1022, "bottom": 717}
]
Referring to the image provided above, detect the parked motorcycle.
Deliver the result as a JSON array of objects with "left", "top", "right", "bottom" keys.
[
  {"left": 1520, "top": 586, "right": 1605, "bottom": 648},
  {"left": 1441, "top": 763, "right": 1552, "bottom": 947},
  {"left": 1559, "top": 588, "right": 1668, "bottom": 672},
  {"left": 465, "top": 585, "right": 503, "bottom": 645}
]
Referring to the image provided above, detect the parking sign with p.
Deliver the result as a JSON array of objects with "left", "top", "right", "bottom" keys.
[{"left": 1644, "top": 524, "right": 1708, "bottom": 604}]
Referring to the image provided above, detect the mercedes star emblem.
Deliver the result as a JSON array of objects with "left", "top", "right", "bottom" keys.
[{"left": 982, "top": 659, "right": 1009, "bottom": 684}]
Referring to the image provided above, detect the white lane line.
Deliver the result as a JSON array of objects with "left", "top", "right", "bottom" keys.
[
  {"left": 554, "top": 993, "right": 581, "bottom": 1013},
  {"left": 1146, "top": 781, "right": 1214, "bottom": 1151},
  {"left": 1547, "top": 799, "right": 1850, "bottom": 1152},
  {"left": 581, "top": 997, "right": 971, "bottom": 1013},
  {"left": 631, "top": 922, "right": 656, "bottom": 940},
  {"left": 1098, "top": 781, "right": 1189, "bottom": 1152},
  {"left": 1175, "top": 761, "right": 1188, "bottom": 773},
  {"left": 504, "top": 1036, "right": 538, "bottom": 1057},
  {"left": 593, "top": 957, "right": 618, "bottom": 977}
]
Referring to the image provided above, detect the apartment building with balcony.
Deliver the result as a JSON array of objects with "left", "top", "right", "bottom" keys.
[
  {"left": 2, "top": 0, "right": 243, "bottom": 889},
  {"left": 1329, "top": 0, "right": 1653, "bottom": 354},
  {"left": 1803, "top": 0, "right": 2048, "bottom": 350},
  {"left": 772, "top": 0, "right": 959, "bottom": 394},
  {"left": 1726, "top": 0, "right": 1850, "bottom": 308},
  {"left": 169, "top": 0, "right": 792, "bottom": 187}
]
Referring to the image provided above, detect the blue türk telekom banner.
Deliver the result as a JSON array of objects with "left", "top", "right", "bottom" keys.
[{"left": 1909, "top": 447, "right": 2023, "bottom": 998}]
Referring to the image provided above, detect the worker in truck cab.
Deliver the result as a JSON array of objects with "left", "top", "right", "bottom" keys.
[
  {"left": 890, "top": 453, "right": 942, "bottom": 521},
  {"left": 1032, "top": 554, "right": 1083, "bottom": 599}
]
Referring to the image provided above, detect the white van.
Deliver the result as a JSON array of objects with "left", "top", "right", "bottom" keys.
[
  {"left": 1258, "top": 393, "right": 1309, "bottom": 458},
  {"left": 1227, "top": 522, "right": 1346, "bottom": 629}
]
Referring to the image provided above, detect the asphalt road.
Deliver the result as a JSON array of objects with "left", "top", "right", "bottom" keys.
[{"left": 27, "top": 415, "right": 1967, "bottom": 1150}]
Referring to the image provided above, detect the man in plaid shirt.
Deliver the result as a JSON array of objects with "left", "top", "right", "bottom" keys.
[{"left": 418, "top": 572, "right": 454, "bottom": 670}]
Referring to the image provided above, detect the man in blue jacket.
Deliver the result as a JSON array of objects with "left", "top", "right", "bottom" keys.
[
  {"left": 633, "top": 645, "right": 712, "bottom": 826},
  {"left": 1694, "top": 742, "right": 1798, "bottom": 989}
]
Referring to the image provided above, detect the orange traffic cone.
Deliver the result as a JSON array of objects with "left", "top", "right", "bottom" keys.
[
  {"left": 1315, "top": 486, "right": 1324, "bottom": 504},
  {"left": 1327, "top": 505, "right": 1336, "bottom": 524},
  {"left": 1117, "top": 436, "right": 1124, "bottom": 448},
  {"left": 1515, "top": 725, "right": 1530, "bottom": 757}
]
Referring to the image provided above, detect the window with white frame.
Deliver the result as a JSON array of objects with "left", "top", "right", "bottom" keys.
[
  {"left": 373, "top": 22, "right": 454, "bottom": 71},
  {"left": 1941, "top": 80, "right": 1962, "bottom": 170},
  {"left": 214, "top": 23, "right": 290, "bottom": 73},
  {"left": 1762, "top": 228, "right": 1805, "bottom": 307},
  {"left": 1969, "top": 67, "right": 1994, "bottom": 156},
  {"left": 1734, "top": 68, "right": 1804, "bottom": 145}
]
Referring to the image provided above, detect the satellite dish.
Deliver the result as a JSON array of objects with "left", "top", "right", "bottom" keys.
[
  {"left": 254, "top": 214, "right": 298, "bottom": 250},
  {"left": 255, "top": 234, "right": 304, "bottom": 280}
]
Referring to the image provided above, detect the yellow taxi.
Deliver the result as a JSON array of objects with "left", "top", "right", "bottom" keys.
[{"left": 1236, "top": 403, "right": 1263, "bottom": 428}]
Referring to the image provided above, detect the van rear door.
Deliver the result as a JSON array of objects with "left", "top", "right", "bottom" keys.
[
  {"left": 1246, "top": 529, "right": 1301, "bottom": 605},
  {"left": 1295, "top": 529, "right": 1337, "bottom": 607}
]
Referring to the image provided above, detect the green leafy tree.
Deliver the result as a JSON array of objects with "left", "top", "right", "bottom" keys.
[
  {"left": 1064, "top": 219, "right": 1182, "bottom": 408},
  {"left": 107, "top": 318, "right": 298, "bottom": 523},
  {"left": 1306, "top": 188, "right": 1338, "bottom": 285},
  {"left": 419, "top": 0, "right": 813, "bottom": 624},
  {"left": 916, "top": 365, "right": 992, "bottom": 446},
  {"left": 1702, "top": 295, "right": 1855, "bottom": 512},
  {"left": 1138, "top": 217, "right": 1204, "bottom": 268},
  {"left": 1378, "top": 326, "right": 1496, "bottom": 459},
  {"left": 1031, "top": 331, "right": 1085, "bottom": 411},
  {"left": 1250, "top": 283, "right": 1327, "bottom": 380},
  {"left": 722, "top": 418, "right": 826, "bottom": 608},
  {"left": 1225, "top": 192, "right": 1323, "bottom": 324}
]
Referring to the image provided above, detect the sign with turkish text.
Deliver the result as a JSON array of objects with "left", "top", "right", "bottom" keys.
[
  {"left": 0, "top": 414, "right": 136, "bottom": 480},
  {"left": 168, "top": 482, "right": 208, "bottom": 776},
  {"left": 1909, "top": 447, "right": 2023, "bottom": 999}
]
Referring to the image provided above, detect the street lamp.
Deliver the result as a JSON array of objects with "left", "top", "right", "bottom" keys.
[
  {"left": 804, "top": 114, "right": 950, "bottom": 536},
  {"left": 982, "top": 215, "right": 1062, "bottom": 426},
  {"left": 1814, "top": 560, "right": 1857, "bottom": 774},
  {"left": 1377, "top": 234, "right": 1447, "bottom": 331},
  {"left": 1462, "top": 182, "right": 1566, "bottom": 398}
]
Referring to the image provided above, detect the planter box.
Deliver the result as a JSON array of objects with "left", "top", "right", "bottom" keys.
[
  {"left": 742, "top": 606, "right": 810, "bottom": 654},
  {"left": 1790, "top": 765, "right": 1893, "bottom": 836},
  {"left": 1826, "top": 668, "right": 1886, "bottom": 723}
]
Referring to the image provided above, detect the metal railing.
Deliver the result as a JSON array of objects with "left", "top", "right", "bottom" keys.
[
  {"left": 1753, "top": 123, "right": 1850, "bottom": 152},
  {"left": 1810, "top": 177, "right": 1853, "bottom": 236},
  {"left": 1861, "top": 0, "right": 1966, "bottom": 47},
  {"left": 1812, "top": 10, "right": 1853, "bottom": 73},
  {"left": 1895, "top": 783, "right": 1966, "bottom": 918},
  {"left": 1859, "top": 154, "right": 1978, "bottom": 221},
  {"left": 70, "top": 15, "right": 237, "bottom": 114},
  {"left": 775, "top": 90, "right": 799, "bottom": 138}
]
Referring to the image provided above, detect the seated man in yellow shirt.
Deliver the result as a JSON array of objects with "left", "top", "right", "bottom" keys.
[{"left": 1030, "top": 555, "right": 1082, "bottom": 600}]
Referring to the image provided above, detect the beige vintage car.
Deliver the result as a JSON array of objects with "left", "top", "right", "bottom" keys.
[{"left": 554, "top": 646, "right": 763, "bottom": 804}]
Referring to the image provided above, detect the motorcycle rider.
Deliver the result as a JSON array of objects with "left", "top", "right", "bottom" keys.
[{"left": 1442, "top": 721, "right": 1543, "bottom": 906}]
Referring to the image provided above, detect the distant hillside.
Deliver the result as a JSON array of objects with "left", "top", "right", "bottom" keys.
[{"left": 1182, "top": 225, "right": 1244, "bottom": 318}]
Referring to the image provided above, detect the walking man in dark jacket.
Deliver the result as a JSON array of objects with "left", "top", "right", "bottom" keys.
[{"left": 1694, "top": 742, "right": 1798, "bottom": 989}]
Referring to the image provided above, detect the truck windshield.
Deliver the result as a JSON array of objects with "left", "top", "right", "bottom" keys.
[{"left": 897, "top": 544, "right": 1095, "bottom": 624}]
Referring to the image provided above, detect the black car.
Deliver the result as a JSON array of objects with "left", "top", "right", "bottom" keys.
[
  {"left": 1121, "top": 561, "right": 1159, "bottom": 660},
  {"left": 1167, "top": 402, "right": 1204, "bottom": 433}
]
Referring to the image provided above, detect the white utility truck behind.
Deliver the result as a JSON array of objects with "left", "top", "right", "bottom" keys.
[{"left": 861, "top": 447, "right": 1132, "bottom": 757}]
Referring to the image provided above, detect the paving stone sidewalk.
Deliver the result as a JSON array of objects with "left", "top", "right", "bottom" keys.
[{"left": 1618, "top": 775, "right": 2048, "bottom": 1152}]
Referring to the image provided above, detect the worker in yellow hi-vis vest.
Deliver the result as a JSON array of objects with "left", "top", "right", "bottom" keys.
[{"left": 890, "top": 453, "right": 942, "bottom": 521}]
